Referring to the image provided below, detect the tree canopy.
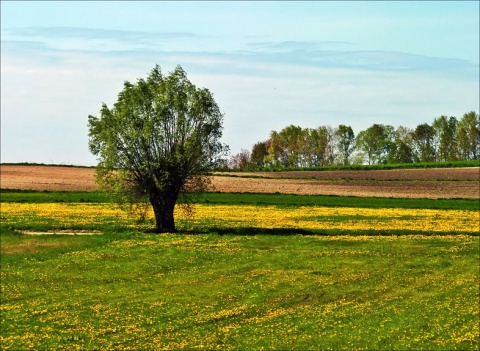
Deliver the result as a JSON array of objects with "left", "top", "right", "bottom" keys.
[
  {"left": 228, "top": 111, "right": 479, "bottom": 169},
  {"left": 88, "top": 65, "right": 227, "bottom": 232}
]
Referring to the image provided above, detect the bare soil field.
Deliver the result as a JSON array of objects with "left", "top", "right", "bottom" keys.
[
  {"left": 223, "top": 168, "right": 480, "bottom": 180},
  {"left": 0, "top": 166, "right": 97, "bottom": 191},
  {"left": 1, "top": 165, "right": 479, "bottom": 199},
  {"left": 212, "top": 177, "right": 479, "bottom": 199}
]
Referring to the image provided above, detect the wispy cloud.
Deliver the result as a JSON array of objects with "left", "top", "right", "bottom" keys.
[
  {"left": 4, "top": 27, "right": 477, "bottom": 79},
  {"left": 246, "top": 40, "right": 355, "bottom": 52},
  {"left": 6, "top": 26, "right": 198, "bottom": 41},
  {"left": 4, "top": 27, "right": 200, "bottom": 52},
  {"left": 242, "top": 40, "right": 478, "bottom": 78}
]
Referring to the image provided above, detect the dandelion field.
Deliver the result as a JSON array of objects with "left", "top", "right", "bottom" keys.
[{"left": 1, "top": 190, "right": 479, "bottom": 350}]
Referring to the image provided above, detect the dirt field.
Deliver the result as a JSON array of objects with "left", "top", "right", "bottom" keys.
[
  {"left": 1, "top": 165, "right": 479, "bottom": 199},
  {"left": 0, "top": 166, "right": 98, "bottom": 191},
  {"left": 223, "top": 168, "right": 480, "bottom": 180}
]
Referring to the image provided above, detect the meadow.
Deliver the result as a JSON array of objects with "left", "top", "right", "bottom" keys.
[{"left": 1, "top": 186, "right": 479, "bottom": 350}]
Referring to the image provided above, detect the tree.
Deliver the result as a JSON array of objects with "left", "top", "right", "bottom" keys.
[
  {"left": 264, "top": 126, "right": 304, "bottom": 167},
  {"left": 265, "top": 131, "right": 287, "bottom": 167},
  {"left": 386, "top": 126, "right": 414, "bottom": 164},
  {"left": 355, "top": 124, "right": 392, "bottom": 164},
  {"left": 229, "top": 149, "right": 251, "bottom": 169},
  {"left": 456, "top": 111, "right": 480, "bottom": 160},
  {"left": 88, "top": 65, "right": 227, "bottom": 232},
  {"left": 433, "top": 116, "right": 458, "bottom": 162},
  {"left": 250, "top": 141, "right": 269, "bottom": 168},
  {"left": 306, "top": 126, "right": 330, "bottom": 167},
  {"left": 279, "top": 125, "right": 304, "bottom": 167},
  {"left": 413, "top": 123, "right": 436, "bottom": 162},
  {"left": 336, "top": 125, "right": 355, "bottom": 165}
]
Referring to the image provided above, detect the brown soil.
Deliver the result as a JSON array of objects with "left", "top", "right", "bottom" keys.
[
  {"left": 1, "top": 165, "right": 479, "bottom": 199},
  {"left": 211, "top": 177, "right": 479, "bottom": 199},
  {"left": 222, "top": 167, "right": 480, "bottom": 180},
  {"left": 0, "top": 166, "right": 97, "bottom": 191}
]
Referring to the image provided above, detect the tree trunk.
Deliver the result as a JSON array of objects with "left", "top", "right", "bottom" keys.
[{"left": 149, "top": 190, "right": 178, "bottom": 233}]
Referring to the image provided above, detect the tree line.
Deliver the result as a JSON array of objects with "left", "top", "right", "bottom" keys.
[{"left": 228, "top": 111, "right": 479, "bottom": 169}]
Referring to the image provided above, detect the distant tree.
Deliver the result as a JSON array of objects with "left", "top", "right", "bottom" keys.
[
  {"left": 355, "top": 124, "right": 392, "bottom": 164},
  {"left": 265, "top": 130, "right": 287, "bottom": 167},
  {"left": 88, "top": 65, "right": 227, "bottom": 232},
  {"left": 456, "top": 111, "right": 480, "bottom": 160},
  {"left": 336, "top": 125, "right": 355, "bottom": 165},
  {"left": 279, "top": 125, "right": 304, "bottom": 167},
  {"left": 296, "top": 128, "right": 312, "bottom": 168},
  {"left": 229, "top": 149, "right": 251, "bottom": 169},
  {"left": 432, "top": 116, "right": 458, "bottom": 162},
  {"left": 265, "top": 125, "right": 306, "bottom": 167},
  {"left": 413, "top": 123, "right": 436, "bottom": 162},
  {"left": 250, "top": 141, "right": 269, "bottom": 168},
  {"left": 386, "top": 126, "right": 414, "bottom": 164},
  {"left": 325, "top": 126, "right": 338, "bottom": 165},
  {"left": 307, "top": 127, "right": 329, "bottom": 166}
]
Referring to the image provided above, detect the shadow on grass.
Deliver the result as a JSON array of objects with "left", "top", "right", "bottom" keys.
[
  {"left": 210, "top": 227, "right": 316, "bottom": 236},
  {"left": 171, "top": 226, "right": 451, "bottom": 237},
  {"left": 142, "top": 226, "right": 316, "bottom": 236}
]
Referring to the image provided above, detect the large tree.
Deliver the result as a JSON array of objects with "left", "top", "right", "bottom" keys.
[{"left": 88, "top": 65, "right": 227, "bottom": 232}]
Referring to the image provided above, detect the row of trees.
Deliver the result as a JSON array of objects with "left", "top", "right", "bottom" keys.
[{"left": 229, "top": 111, "right": 479, "bottom": 169}]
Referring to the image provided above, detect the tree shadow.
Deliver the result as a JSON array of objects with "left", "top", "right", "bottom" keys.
[
  {"left": 209, "top": 227, "right": 316, "bottom": 236},
  {"left": 170, "top": 226, "right": 337, "bottom": 236},
  {"left": 171, "top": 226, "right": 432, "bottom": 237}
]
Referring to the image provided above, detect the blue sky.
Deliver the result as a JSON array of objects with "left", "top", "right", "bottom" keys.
[{"left": 1, "top": 1, "right": 479, "bottom": 165}]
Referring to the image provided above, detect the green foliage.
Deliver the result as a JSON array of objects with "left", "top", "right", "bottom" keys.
[
  {"left": 250, "top": 141, "right": 269, "bottom": 168},
  {"left": 413, "top": 123, "right": 436, "bottom": 162},
  {"left": 234, "top": 111, "right": 479, "bottom": 170},
  {"left": 433, "top": 115, "right": 459, "bottom": 162},
  {"left": 221, "top": 159, "right": 479, "bottom": 172},
  {"left": 88, "top": 65, "right": 227, "bottom": 232},
  {"left": 355, "top": 124, "right": 395, "bottom": 165},
  {"left": 456, "top": 111, "right": 480, "bottom": 160},
  {"left": 336, "top": 124, "right": 355, "bottom": 165}
]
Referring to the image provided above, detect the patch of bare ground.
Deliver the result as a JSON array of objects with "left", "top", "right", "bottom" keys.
[
  {"left": 1, "top": 239, "right": 71, "bottom": 254},
  {"left": 1, "top": 165, "right": 479, "bottom": 199},
  {"left": 221, "top": 167, "right": 480, "bottom": 180},
  {"left": 211, "top": 177, "right": 479, "bottom": 199},
  {"left": 0, "top": 165, "right": 97, "bottom": 191},
  {"left": 20, "top": 230, "right": 102, "bottom": 236}
]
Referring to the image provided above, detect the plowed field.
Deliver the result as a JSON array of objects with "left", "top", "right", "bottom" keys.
[{"left": 1, "top": 165, "right": 479, "bottom": 199}]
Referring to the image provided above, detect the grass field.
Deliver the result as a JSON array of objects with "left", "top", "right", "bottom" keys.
[{"left": 1, "top": 189, "right": 479, "bottom": 350}]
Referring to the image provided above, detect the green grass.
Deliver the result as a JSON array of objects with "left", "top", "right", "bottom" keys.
[
  {"left": 1, "top": 190, "right": 479, "bottom": 350},
  {"left": 1, "top": 190, "right": 479, "bottom": 210},
  {"left": 0, "top": 190, "right": 111, "bottom": 203},
  {"left": 1, "top": 229, "right": 478, "bottom": 350},
  {"left": 195, "top": 192, "right": 480, "bottom": 211}
]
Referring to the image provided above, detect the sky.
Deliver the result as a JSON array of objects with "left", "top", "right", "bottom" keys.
[{"left": 1, "top": 1, "right": 479, "bottom": 166}]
